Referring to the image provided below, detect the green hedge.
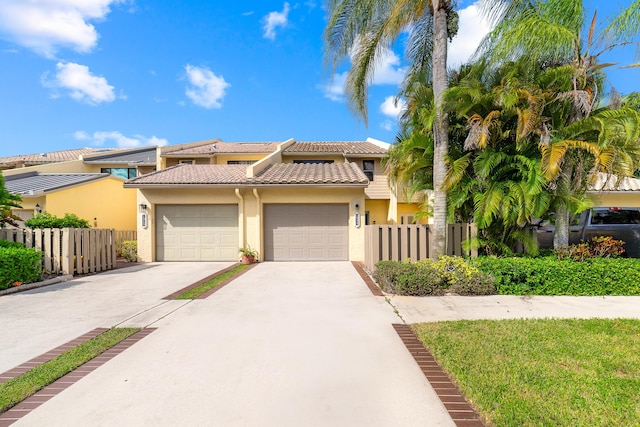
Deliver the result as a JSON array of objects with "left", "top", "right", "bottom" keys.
[
  {"left": 471, "top": 256, "right": 640, "bottom": 295},
  {"left": 374, "top": 256, "right": 496, "bottom": 296},
  {"left": 0, "top": 240, "right": 25, "bottom": 249},
  {"left": 0, "top": 247, "right": 42, "bottom": 290},
  {"left": 24, "top": 212, "right": 90, "bottom": 229}
]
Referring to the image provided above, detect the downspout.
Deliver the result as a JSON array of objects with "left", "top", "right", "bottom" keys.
[
  {"left": 252, "top": 188, "right": 261, "bottom": 260},
  {"left": 235, "top": 189, "right": 245, "bottom": 249}
]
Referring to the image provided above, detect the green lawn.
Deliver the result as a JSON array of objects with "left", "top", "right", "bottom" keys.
[
  {"left": 174, "top": 263, "right": 251, "bottom": 299},
  {"left": 413, "top": 318, "right": 640, "bottom": 427},
  {"left": 0, "top": 327, "right": 140, "bottom": 413}
]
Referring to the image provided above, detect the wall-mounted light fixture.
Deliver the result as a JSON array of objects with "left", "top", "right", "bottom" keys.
[
  {"left": 138, "top": 203, "right": 148, "bottom": 213},
  {"left": 354, "top": 203, "right": 360, "bottom": 210},
  {"left": 34, "top": 203, "right": 42, "bottom": 214}
]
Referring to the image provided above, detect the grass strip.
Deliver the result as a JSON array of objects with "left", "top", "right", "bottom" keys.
[
  {"left": 174, "top": 264, "right": 251, "bottom": 299},
  {"left": 413, "top": 318, "right": 640, "bottom": 427},
  {"left": 0, "top": 327, "right": 140, "bottom": 413}
]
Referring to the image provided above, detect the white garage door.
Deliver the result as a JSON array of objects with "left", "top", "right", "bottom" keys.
[
  {"left": 156, "top": 205, "right": 238, "bottom": 261},
  {"left": 264, "top": 204, "right": 349, "bottom": 261}
]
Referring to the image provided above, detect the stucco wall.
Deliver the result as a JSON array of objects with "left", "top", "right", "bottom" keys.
[
  {"left": 364, "top": 199, "right": 389, "bottom": 225},
  {"left": 46, "top": 177, "right": 137, "bottom": 230},
  {"left": 588, "top": 192, "right": 640, "bottom": 208},
  {"left": 136, "top": 186, "right": 366, "bottom": 262}
]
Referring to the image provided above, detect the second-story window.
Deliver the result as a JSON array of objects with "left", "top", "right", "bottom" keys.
[
  {"left": 293, "top": 160, "right": 334, "bottom": 164},
  {"left": 362, "top": 160, "right": 375, "bottom": 180},
  {"left": 101, "top": 168, "right": 137, "bottom": 179}
]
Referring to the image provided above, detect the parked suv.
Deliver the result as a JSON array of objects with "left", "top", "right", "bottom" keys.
[{"left": 536, "top": 207, "right": 640, "bottom": 257}]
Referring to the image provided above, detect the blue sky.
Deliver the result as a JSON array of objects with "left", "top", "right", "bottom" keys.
[{"left": 0, "top": 0, "right": 638, "bottom": 156}]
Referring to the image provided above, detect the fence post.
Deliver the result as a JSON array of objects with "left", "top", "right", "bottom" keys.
[{"left": 61, "top": 228, "right": 74, "bottom": 275}]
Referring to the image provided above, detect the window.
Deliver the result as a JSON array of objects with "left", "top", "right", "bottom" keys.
[
  {"left": 101, "top": 168, "right": 137, "bottom": 179},
  {"left": 362, "top": 160, "right": 374, "bottom": 180},
  {"left": 227, "top": 160, "right": 255, "bottom": 165},
  {"left": 293, "top": 160, "right": 334, "bottom": 164},
  {"left": 590, "top": 208, "right": 640, "bottom": 225},
  {"left": 365, "top": 211, "right": 370, "bottom": 225}
]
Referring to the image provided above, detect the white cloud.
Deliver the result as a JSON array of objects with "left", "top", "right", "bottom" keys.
[
  {"left": 0, "top": 0, "right": 122, "bottom": 58},
  {"left": 262, "top": 2, "right": 290, "bottom": 40},
  {"left": 448, "top": 2, "right": 493, "bottom": 67},
  {"left": 380, "top": 96, "right": 406, "bottom": 118},
  {"left": 184, "top": 64, "right": 230, "bottom": 109},
  {"left": 322, "top": 71, "right": 347, "bottom": 102},
  {"left": 380, "top": 120, "right": 394, "bottom": 131},
  {"left": 242, "top": 11, "right": 254, "bottom": 17},
  {"left": 322, "top": 44, "right": 405, "bottom": 101},
  {"left": 371, "top": 49, "right": 405, "bottom": 85},
  {"left": 43, "top": 62, "right": 116, "bottom": 105},
  {"left": 74, "top": 130, "right": 168, "bottom": 148}
]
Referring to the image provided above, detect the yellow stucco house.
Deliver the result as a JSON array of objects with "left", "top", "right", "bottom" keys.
[
  {"left": 125, "top": 138, "right": 421, "bottom": 262},
  {"left": 2, "top": 146, "right": 156, "bottom": 230}
]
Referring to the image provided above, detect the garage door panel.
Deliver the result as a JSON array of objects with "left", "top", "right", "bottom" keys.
[
  {"left": 156, "top": 205, "right": 238, "bottom": 261},
  {"left": 264, "top": 204, "right": 348, "bottom": 261}
]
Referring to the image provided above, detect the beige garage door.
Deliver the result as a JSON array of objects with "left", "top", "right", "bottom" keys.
[
  {"left": 264, "top": 204, "right": 349, "bottom": 261},
  {"left": 156, "top": 205, "right": 238, "bottom": 261}
]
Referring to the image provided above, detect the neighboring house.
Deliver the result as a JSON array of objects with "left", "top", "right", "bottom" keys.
[
  {"left": 1, "top": 146, "right": 155, "bottom": 230},
  {"left": 125, "top": 138, "right": 419, "bottom": 262},
  {"left": 588, "top": 173, "right": 640, "bottom": 208},
  {"left": 5, "top": 172, "right": 137, "bottom": 230}
]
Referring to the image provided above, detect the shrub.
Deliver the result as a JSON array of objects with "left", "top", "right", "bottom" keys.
[
  {"left": 119, "top": 240, "right": 137, "bottom": 262},
  {"left": 25, "top": 211, "right": 91, "bottom": 229},
  {"left": 555, "top": 236, "right": 625, "bottom": 261},
  {"left": 374, "top": 256, "right": 495, "bottom": 296},
  {"left": 374, "top": 261, "right": 413, "bottom": 293},
  {"left": 394, "top": 264, "right": 444, "bottom": 296},
  {"left": 0, "top": 247, "right": 42, "bottom": 290},
  {"left": 0, "top": 240, "right": 25, "bottom": 249},
  {"left": 471, "top": 256, "right": 640, "bottom": 295}
]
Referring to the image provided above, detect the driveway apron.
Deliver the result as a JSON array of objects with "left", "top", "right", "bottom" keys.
[
  {"left": 12, "top": 262, "right": 454, "bottom": 427},
  {"left": 0, "top": 262, "right": 235, "bottom": 374}
]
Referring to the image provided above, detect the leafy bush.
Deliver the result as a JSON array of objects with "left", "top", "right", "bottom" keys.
[
  {"left": 25, "top": 211, "right": 91, "bottom": 229},
  {"left": 0, "top": 247, "right": 42, "bottom": 290},
  {"left": 374, "top": 256, "right": 495, "bottom": 296},
  {"left": 555, "top": 236, "right": 626, "bottom": 261},
  {"left": 374, "top": 261, "right": 418, "bottom": 293},
  {"left": 0, "top": 240, "right": 25, "bottom": 249},
  {"left": 119, "top": 240, "right": 137, "bottom": 262},
  {"left": 471, "top": 256, "right": 640, "bottom": 295}
]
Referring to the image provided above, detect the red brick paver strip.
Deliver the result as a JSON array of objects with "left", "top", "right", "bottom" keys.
[
  {"left": 163, "top": 263, "right": 256, "bottom": 300},
  {"left": 0, "top": 328, "right": 156, "bottom": 426},
  {"left": 0, "top": 328, "right": 108, "bottom": 385},
  {"left": 351, "top": 261, "right": 384, "bottom": 296},
  {"left": 393, "top": 324, "right": 485, "bottom": 427}
]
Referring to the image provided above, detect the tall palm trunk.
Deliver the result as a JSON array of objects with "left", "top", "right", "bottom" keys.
[{"left": 431, "top": 1, "right": 449, "bottom": 257}]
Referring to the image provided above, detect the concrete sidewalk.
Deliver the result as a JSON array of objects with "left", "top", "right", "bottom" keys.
[
  {"left": 12, "top": 262, "right": 455, "bottom": 427},
  {"left": 389, "top": 294, "right": 640, "bottom": 323},
  {"left": 0, "top": 262, "right": 234, "bottom": 373}
]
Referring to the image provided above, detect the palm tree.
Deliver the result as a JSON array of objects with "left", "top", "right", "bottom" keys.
[
  {"left": 324, "top": 0, "right": 459, "bottom": 256},
  {"left": 0, "top": 172, "right": 21, "bottom": 228},
  {"left": 477, "top": 0, "right": 640, "bottom": 247}
]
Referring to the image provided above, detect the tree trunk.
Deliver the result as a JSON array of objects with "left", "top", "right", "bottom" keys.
[
  {"left": 553, "top": 203, "right": 570, "bottom": 248},
  {"left": 431, "top": 1, "right": 449, "bottom": 258}
]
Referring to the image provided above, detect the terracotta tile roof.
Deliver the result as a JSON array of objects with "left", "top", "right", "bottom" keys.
[
  {"left": 125, "top": 162, "right": 368, "bottom": 186},
  {"left": 284, "top": 141, "right": 387, "bottom": 155},
  {"left": 127, "top": 165, "right": 248, "bottom": 185},
  {"left": 254, "top": 162, "right": 368, "bottom": 184},
  {"left": 0, "top": 148, "right": 115, "bottom": 165},
  {"left": 162, "top": 142, "right": 280, "bottom": 156}
]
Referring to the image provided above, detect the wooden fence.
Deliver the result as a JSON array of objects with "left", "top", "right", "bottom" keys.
[
  {"left": 0, "top": 228, "right": 117, "bottom": 276},
  {"left": 364, "top": 223, "right": 477, "bottom": 271},
  {"left": 115, "top": 230, "right": 136, "bottom": 247}
]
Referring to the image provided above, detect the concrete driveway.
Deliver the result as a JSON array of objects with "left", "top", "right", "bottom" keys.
[{"left": 7, "top": 262, "right": 454, "bottom": 427}]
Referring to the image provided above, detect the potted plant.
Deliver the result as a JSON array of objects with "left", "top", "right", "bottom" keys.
[{"left": 239, "top": 247, "right": 258, "bottom": 264}]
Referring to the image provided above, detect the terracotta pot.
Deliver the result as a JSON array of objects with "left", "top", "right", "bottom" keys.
[{"left": 241, "top": 255, "right": 255, "bottom": 265}]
